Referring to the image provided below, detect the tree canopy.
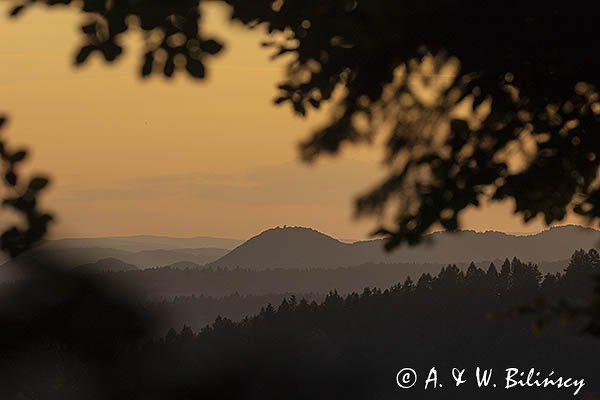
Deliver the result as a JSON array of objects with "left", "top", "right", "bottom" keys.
[{"left": 5, "top": 0, "right": 600, "bottom": 250}]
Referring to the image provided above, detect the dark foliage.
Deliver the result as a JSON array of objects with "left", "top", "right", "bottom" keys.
[
  {"left": 0, "top": 254, "right": 154, "bottom": 400},
  {"left": 513, "top": 249, "right": 600, "bottom": 336},
  {"left": 0, "top": 116, "right": 52, "bottom": 257}
]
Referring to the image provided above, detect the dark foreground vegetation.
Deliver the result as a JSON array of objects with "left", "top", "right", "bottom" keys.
[{"left": 1, "top": 250, "right": 599, "bottom": 399}]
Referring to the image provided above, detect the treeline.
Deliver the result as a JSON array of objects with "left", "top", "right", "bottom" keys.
[
  {"left": 146, "top": 292, "right": 324, "bottom": 335},
  {"left": 2, "top": 250, "right": 598, "bottom": 399},
  {"left": 93, "top": 262, "right": 447, "bottom": 299},
  {"left": 46, "top": 259, "right": 567, "bottom": 300},
  {"left": 118, "top": 251, "right": 598, "bottom": 400},
  {"left": 124, "top": 251, "right": 596, "bottom": 335},
  {"left": 0, "top": 258, "right": 571, "bottom": 301}
]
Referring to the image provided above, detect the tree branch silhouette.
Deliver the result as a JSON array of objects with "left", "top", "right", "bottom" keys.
[{"left": 0, "top": 116, "right": 52, "bottom": 257}]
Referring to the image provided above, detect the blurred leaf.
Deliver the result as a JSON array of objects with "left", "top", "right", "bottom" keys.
[
  {"left": 28, "top": 177, "right": 49, "bottom": 192},
  {"left": 81, "top": 22, "right": 97, "bottom": 34},
  {"left": 10, "top": 150, "right": 27, "bottom": 163},
  {"left": 76, "top": 45, "right": 97, "bottom": 65},
  {"left": 142, "top": 52, "right": 154, "bottom": 77},
  {"left": 9, "top": 5, "right": 25, "bottom": 17},
  {"left": 4, "top": 170, "right": 17, "bottom": 186},
  {"left": 200, "top": 39, "right": 223, "bottom": 55},
  {"left": 186, "top": 59, "right": 205, "bottom": 79}
]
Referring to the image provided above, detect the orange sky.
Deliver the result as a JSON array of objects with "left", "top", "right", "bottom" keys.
[{"left": 0, "top": 3, "right": 588, "bottom": 240}]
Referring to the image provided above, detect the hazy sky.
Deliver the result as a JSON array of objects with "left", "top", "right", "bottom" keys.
[{"left": 0, "top": 3, "right": 586, "bottom": 240}]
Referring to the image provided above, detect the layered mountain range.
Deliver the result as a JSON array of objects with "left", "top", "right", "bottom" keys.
[
  {"left": 209, "top": 225, "right": 600, "bottom": 269},
  {"left": 0, "top": 225, "right": 598, "bottom": 282}
]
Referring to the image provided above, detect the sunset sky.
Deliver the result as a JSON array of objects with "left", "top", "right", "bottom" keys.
[{"left": 0, "top": 3, "right": 586, "bottom": 240}]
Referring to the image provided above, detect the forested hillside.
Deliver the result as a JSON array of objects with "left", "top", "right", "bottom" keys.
[{"left": 2, "top": 250, "right": 598, "bottom": 399}]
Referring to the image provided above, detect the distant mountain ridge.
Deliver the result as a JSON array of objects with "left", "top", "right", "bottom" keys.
[
  {"left": 211, "top": 227, "right": 348, "bottom": 270},
  {"left": 42, "top": 235, "right": 242, "bottom": 252},
  {"left": 0, "top": 234, "right": 240, "bottom": 278},
  {"left": 2, "top": 247, "right": 229, "bottom": 269},
  {"left": 77, "top": 258, "right": 139, "bottom": 273},
  {"left": 1, "top": 225, "right": 599, "bottom": 283},
  {"left": 0, "top": 246, "right": 230, "bottom": 282},
  {"left": 209, "top": 225, "right": 600, "bottom": 270}
]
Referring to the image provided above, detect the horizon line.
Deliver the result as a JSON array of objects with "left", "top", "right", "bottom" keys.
[{"left": 47, "top": 223, "right": 597, "bottom": 243}]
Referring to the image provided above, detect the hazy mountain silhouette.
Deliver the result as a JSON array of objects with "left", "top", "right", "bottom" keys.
[
  {"left": 0, "top": 234, "right": 239, "bottom": 278},
  {"left": 210, "top": 227, "right": 352, "bottom": 270},
  {"left": 167, "top": 261, "right": 203, "bottom": 270},
  {"left": 40, "top": 235, "right": 242, "bottom": 252},
  {"left": 3, "top": 247, "right": 229, "bottom": 269},
  {"left": 123, "top": 248, "right": 228, "bottom": 267},
  {"left": 0, "top": 235, "right": 237, "bottom": 263},
  {"left": 210, "top": 225, "right": 600, "bottom": 270},
  {"left": 2, "top": 225, "right": 597, "bottom": 282},
  {"left": 0, "top": 247, "right": 229, "bottom": 282},
  {"left": 77, "top": 258, "right": 139, "bottom": 273}
]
